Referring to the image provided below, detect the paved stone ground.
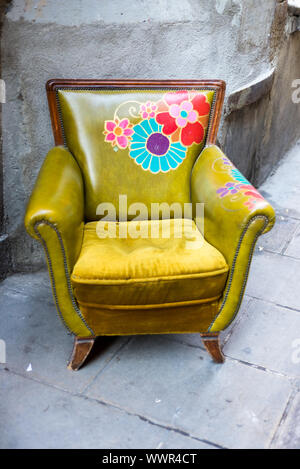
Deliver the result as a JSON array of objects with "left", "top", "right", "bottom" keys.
[{"left": 1, "top": 142, "right": 300, "bottom": 449}]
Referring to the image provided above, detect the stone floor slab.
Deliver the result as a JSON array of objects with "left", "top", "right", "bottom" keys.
[
  {"left": 85, "top": 335, "right": 291, "bottom": 449},
  {"left": 246, "top": 250, "right": 300, "bottom": 311},
  {"left": 2, "top": 271, "right": 51, "bottom": 299},
  {"left": 284, "top": 223, "right": 300, "bottom": 259},
  {"left": 271, "top": 391, "right": 300, "bottom": 449},
  {"left": 0, "top": 370, "right": 215, "bottom": 449},
  {"left": 257, "top": 214, "right": 299, "bottom": 254},
  {"left": 0, "top": 275, "right": 127, "bottom": 393},
  {"left": 224, "top": 298, "right": 300, "bottom": 377}
]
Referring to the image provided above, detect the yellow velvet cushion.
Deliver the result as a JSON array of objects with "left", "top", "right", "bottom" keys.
[{"left": 71, "top": 219, "right": 229, "bottom": 309}]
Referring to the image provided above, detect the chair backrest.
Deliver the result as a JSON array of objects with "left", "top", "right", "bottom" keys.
[{"left": 47, "top": 79, "right": 225, "bottom": 221}]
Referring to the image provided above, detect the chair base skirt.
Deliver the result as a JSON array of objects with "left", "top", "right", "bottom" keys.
[{"left": 78, "top": 299, "right": 220, "bottom": 336}]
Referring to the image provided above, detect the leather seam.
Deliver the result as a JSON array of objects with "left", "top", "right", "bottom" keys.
[
  {"left": 55, "top": 91, "right": 67, "bottom": 147},
  {"left": 208, "top": 214, "right": 269, "bottom": 331},
  {"left": 33, "top": 220, "right": 95, "bottom": 336}
]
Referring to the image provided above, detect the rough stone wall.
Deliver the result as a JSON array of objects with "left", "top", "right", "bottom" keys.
[
  {"left": 1, "top": 0, "right": 299, "bottom": 272},
  {"left": 221, "top": 1, "right": 300, "bottom": 184},
  {"left": 0, "top": 0, "right": 12, "bottom": 278},
  {"left": 222, "top": 28, "right": 300, "bottom": 185}
]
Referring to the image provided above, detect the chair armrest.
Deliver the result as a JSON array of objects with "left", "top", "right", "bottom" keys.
[
  {"left": 24, "top": 146, "right": 94, "bottom": 336},
  {"left": 25, "top": 146, "right": 84, "bottom": 268},
  {"left": 191, "top": 145, "right": 275, "bottom": 332}
]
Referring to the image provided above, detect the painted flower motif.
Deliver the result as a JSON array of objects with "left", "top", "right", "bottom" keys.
[
  {"left": 243, "top": 189, "right": 265, "bottom": 209},
  {"left": 140, "top": 101, "right": 158, "bottom": 119},
  {"left": 217, "top": 182, "right": 243, "bottom": 198},
  {"left": 222, "top": 157, "right": 232, "bottom": 167},
  {"left": 129, "top": 118, "right": 187, "bottom": 174},
  {"left": 169, "top": 100, "right": 197, "bottom": 128},
  {"left": 155, "top": 91, "right": 211, "bottom": 147},
  {"left": 103, "top": 118, "right": 134, "bottom": 149},
  {"left": 230, "top": 168, "right": 250, "bottom": 185},
  {"left": 214, "top": 155, "right": 266, "bottom": 209}
]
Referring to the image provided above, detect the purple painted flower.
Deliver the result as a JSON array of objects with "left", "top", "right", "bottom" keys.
[
  {"left": 222, "top": 157, "right": 232, "bottom": 166},
  {"left": 217, "top": 182, "right": 242, "bottom": 197}
]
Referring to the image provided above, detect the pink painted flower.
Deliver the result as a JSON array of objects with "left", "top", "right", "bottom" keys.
[
  {"left": 103, "top": 118, "right": 134, "bottom": 149},
  {"left": 169, "top": 100, "right": 198, "bottom": 128},
  {"left": 140, "top": 101, "right": 158, "bottom": 119}
]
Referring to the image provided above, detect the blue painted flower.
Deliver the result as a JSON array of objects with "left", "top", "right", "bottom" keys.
[
  {"left": 129, "top": 118, "right": 187, "bottom": 173},
  {"left": 230, "top": 168, "right": 250, "bottom": 185}
]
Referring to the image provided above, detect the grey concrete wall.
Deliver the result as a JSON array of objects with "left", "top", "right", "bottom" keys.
[
  {"left": 222, "top": 28, "right": 300, "bottom": 185},
  {"left": 1, "top": 0, "right": 300, "bottom": 272},
  {"left": 222, "top": 1, "right": 300, "bottom": 184},
  {"left": 0, "top": 0, "right": 12, "bottom": 279}
]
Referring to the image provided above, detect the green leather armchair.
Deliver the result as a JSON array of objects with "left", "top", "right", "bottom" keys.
[{"left": 24, "top": 80, "right": 275, "bottom": 370}]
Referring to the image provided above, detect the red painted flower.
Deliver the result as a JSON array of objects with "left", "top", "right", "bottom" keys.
[
  {"left": 243, "top": 189, "right": 265, "bottom": 209},
  {"left": 155, "top": 91, "right": 211, "bottom": 147}
]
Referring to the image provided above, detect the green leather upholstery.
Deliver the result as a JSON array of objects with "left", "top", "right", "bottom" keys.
[
  {"left": 57, "top": 89, "right": 215, "bottom": 220},
  {"left": 191, "top": 145, "right": 275, "bottom": 331},
  {"left": 24, "top": 85, "right": 275, "bottom": 339},
  {"left": 24, "top": 146, "right": 94, "bottom": 336}
]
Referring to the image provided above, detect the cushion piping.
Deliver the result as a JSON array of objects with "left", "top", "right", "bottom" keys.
[
  {"left": 71, "top": 266, "right": 229, "bottom": 285},
  {"left": 75, "top": 295, "right": 221, "bottom": 310}
]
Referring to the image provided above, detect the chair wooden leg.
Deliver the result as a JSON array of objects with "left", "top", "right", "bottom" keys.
[
  {"left": 200, "top": 332, "right": 225, "bottom": 363},
  {"left": 67, "top": 336, "right": 96, "bottom": 371}
]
